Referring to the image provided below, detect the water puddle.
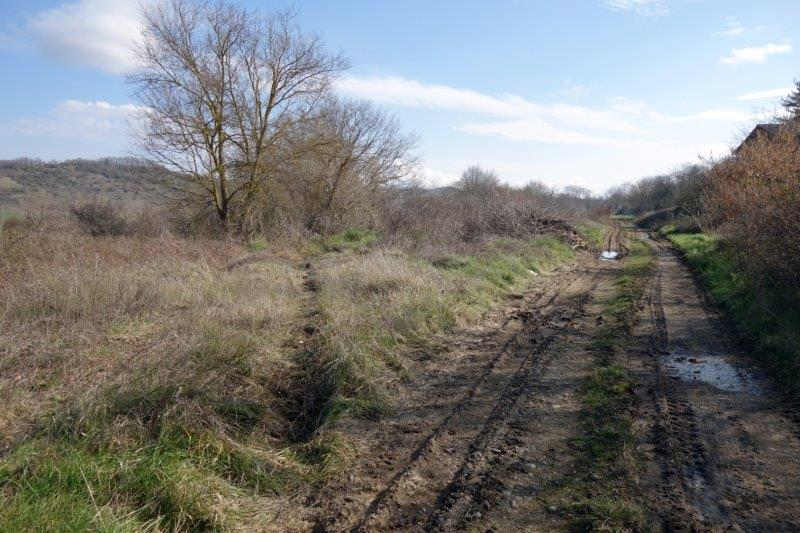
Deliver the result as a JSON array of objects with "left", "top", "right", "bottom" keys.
[
  {"left": 600, "top": 251, "right": 619, "bottom": 260},
  {"left": 662, "top": 350, "right": 760, "bottom": 394}
]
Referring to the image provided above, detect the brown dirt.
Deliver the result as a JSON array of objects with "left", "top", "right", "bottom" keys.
[
  {"left": 287, "top": 229, "right": 800, "bottom": 532},
  {"left": 633, "top": 234, "right": 800, "bottom": 531},
  {"left": 304, "top": 252, "right": 620, "bottom": 532}
]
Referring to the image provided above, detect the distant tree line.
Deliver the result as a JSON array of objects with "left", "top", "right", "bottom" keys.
[{"left": 604, "top": 164, "right": 707, "bottom": 218}]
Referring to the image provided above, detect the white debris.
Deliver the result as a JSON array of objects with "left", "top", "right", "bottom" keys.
[{"left": 601, "top": 251, "right": 619, "bottom": 260}]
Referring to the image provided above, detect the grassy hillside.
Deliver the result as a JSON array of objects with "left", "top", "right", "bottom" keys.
[{"left": 0, "top": 158, "right": 182, "bottom": 209}]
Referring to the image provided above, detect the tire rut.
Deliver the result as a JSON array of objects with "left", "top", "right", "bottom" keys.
[
  {"left": 639, "top": 235, "right": 800, "bottom": 531},
  {"left": 644, "top": 247, "right": 721, "bottom": 530},
  {"left": 340, "top": 264, "right": 603, "bottom": 532},
  {"left": 423, "top": 271, "right": 602, "bottom": 532}
]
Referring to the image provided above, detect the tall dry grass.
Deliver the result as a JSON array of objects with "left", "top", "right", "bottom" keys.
[
  {"left": 0, "top": 210, "right": 302, "bottom": 448},
  {"left": 0, "top": 200, "right": 582, "bottom": 530}
]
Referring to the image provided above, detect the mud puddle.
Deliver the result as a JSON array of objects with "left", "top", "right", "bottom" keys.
[{"left": 662, "top": 349, "right": 760, "bottom": 394}]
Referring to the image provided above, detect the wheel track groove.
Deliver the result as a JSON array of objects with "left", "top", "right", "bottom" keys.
[{"left": 343, "top": 265, "right": 603, "bottom": 532}]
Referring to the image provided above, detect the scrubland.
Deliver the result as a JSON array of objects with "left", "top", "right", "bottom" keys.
[{"left": 0, "top": 204, "right": 583, "bottom": 531}]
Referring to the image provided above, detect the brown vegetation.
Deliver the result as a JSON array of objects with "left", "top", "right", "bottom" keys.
[
  {"left": 704, "top": 121, "right": 800, "bottom": 286},
  {"left": 0, "top": 182, "right": 592, "bottom": 529}
]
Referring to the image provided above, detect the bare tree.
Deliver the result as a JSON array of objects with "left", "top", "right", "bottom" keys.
[
  {"left": 129, "top": 0, "right": 348, "bottom": 223},
  {"left": 288, "top": 99, "right": 416, "bottom": 231},
  {"left": 456, "top": 165, "right": 500, "bottom": 196}
]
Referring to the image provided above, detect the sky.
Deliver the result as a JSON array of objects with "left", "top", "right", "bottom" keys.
[{"left": 0, "top": 0, "right": 797, "bottom": 193}]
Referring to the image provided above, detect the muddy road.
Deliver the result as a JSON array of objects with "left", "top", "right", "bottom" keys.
[
  {"left": 635, "top": 235, "right": 800, "bottom": 531},
  {"left": 300, "top": 229, "right": 800, "bottom": 532}
]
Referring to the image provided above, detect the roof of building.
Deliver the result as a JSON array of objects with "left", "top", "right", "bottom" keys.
[{"left": 735, "top": 123, "right": 781, "bottom": 153}]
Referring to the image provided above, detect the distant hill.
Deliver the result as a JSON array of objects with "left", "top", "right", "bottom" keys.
[{"left": 0, "top": 157, "right": 185, "bottom": 210}]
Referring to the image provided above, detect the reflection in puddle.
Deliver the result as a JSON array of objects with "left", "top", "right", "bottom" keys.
[
  {"left": 600, "top": 251, "right": 619, "bottom": 260},
  {"left": 663, "top": 350, "right": 760, "bottom": 394}
]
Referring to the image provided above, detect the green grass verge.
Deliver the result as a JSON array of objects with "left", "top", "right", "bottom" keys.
[
  {"left": 431, "top": 235, "right": 574, "bottom": 290},
  {"left": 668, "top": 233, "right": 800, "bottom": 398},
  {"left": 309, "top": 228, "right": 379, "bottom": 254},
  {"left": 0, "top": 429, "right": 300, "bottom": 531},
  {"left": 574, "top": 220, "right": 607, "bottom": 249},
  {"left": 564, "top": 239, "right": 655, "bottom": 531},
  {"left": 0, "top": 329, "right": 316, "bottom": 531}
]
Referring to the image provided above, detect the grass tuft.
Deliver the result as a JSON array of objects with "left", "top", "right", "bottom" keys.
[{"left": 561, "top": 238, "right": 654, "bottom": 531}]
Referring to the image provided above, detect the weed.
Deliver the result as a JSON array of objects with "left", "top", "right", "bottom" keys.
[
  {"left": 562, "top": 239, "right": 654, "bottom": 531},
  {"left": 247, "top": 239, "right": 268, "bottom": 252},
  {"left": 314, "top": 228, "right": 379, "bottom": 253},
  {"left": 574, "top": 220, "right": 607, "bottom": 249}
]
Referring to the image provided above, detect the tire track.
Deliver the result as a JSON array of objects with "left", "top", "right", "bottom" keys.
[
  {"left": 343, "top": 265, "right": 604, "bottom": 532},
  {"left": 422, "top": 275, "right": 601, "bottom": 532},
  {"left": 643, "top": 239, "right": 724, "bottom": 531},
  {"left": 312, "top": 268, "right": 586, "bottom": 532}
]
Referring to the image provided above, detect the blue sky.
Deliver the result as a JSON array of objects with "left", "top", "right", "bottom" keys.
[{"left": 0, "top": 0, "right": 797, "bottom": 192}]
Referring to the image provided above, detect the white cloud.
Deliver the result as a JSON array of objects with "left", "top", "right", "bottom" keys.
[
  {"left": 338, "top": 76, "right": 757, "bottom": 144},
  {"left": 28, "top": 0, "right": 144, "bottom": 74},
  {"left": 721, "top": 43, "right": 792, "bottom": 65},
  {"left": 460, "top": 120, "right": 624, "bottom": 146},
  {"left": 1, "top": 99, "right": 149, "bottom": 159},
  {"left": 418, "top": 166, "right": 460, "bottom": 188},
  {"left": 714, "top": 18, "right": 745, "bottom": 37},
  {"left": 737, "top": 88, "right": 791, "bottom": 101},
  {"left": 602, "top": 0, "right": 668, "bottom": 16},
  {"left": 336, "top": 76, "right": 519, "bottom": 117},
  {"left": 337, "top": 75, "right": 767, "bottom": 193},
  {"left": 665, "top": 109, "right": 755, "bottom": 122},
  {"left": 336, "top": 76, "right": 638, "bottom": 136},
  {"left": 14, "top": 100, "right": 148, "bottom": 139}
]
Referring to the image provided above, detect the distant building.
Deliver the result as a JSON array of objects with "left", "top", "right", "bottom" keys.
[
  {"left": 735, "top": 123, "right": 780, "bottom": 153},
  {"left": 735, "top": 122, "right": 800, "bottom": 154}
]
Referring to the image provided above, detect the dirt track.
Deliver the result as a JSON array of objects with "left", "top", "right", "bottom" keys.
[
  {"left": 300, "top": 229, "right": 800, "bottom": 532},
  {"left": 634, "top": 234, "right": 800, "bottom": 531},
  {"left": 304, "top": 251, "right": 618, "bottom": 532}
]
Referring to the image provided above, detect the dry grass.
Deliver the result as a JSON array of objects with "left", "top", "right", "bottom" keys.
[
  {"left": 1, "top": 214, "right": 302, "bottom": 448},
  {"left": 0, "top": 213, "right": 324, "bottom": 530},
  {"left": 312, "top": 236, "right": 576, "bottom": 425},
  {"left": 0, "top": 210, "right": 580, "bottom": 530},
  {"left": 317, "top": 251, "right": 455, "bottom": 395}
]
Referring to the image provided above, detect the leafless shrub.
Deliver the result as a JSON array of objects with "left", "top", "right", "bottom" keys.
[
  {"left": 375, "top": 167, "right": 591, "bottom": 253},
  {"left": 705, "top": 122, "right": 800, "bottom": 286},
  {"left": 605, "top": 164, "right": 708, "bottom": 217},
  {"left": 71, "top": 199, "right": 129, "bottom": 236}
]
